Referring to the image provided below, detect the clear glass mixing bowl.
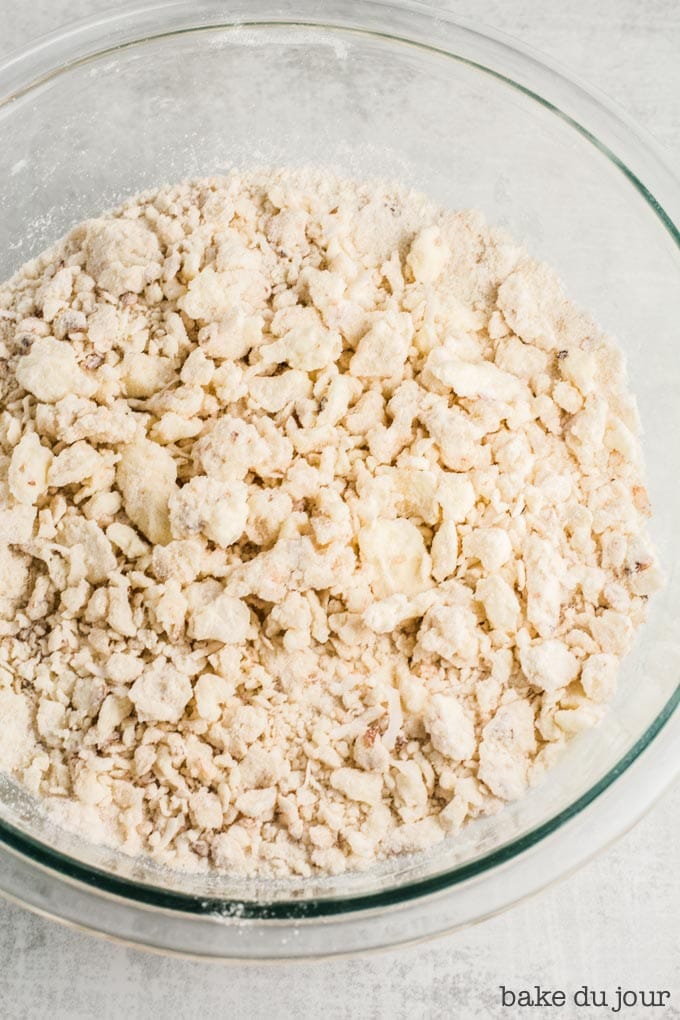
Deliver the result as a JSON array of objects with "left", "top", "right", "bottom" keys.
[{"left": 0, "top": 0, "right": 678, "bottom": 959}]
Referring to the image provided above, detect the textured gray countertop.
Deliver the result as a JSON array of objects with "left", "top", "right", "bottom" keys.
[{"left": 0, "top": 2, "right": 678, "bottom": 1017}]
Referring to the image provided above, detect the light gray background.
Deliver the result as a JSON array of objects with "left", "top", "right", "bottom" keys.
[{"left": 0, "top": 2, "right": 678, "bottom": 1018}]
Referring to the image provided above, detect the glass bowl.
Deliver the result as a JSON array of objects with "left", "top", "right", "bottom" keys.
[{"left": 0, "top": 0, "right": 678, "bottom": 960}]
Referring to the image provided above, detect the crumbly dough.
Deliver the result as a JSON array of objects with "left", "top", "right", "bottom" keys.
[{"left": 0, "top": 170, "right": 661, "bottom": 877}]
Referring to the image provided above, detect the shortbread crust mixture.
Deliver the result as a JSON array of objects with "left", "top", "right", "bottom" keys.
[{"left": 0, "top": 170, "right": 661, "bottom": 877}]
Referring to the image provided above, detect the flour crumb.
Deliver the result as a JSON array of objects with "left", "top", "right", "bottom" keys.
[{"left": 0, "top": 169, "right": 661, "bottom": 877}]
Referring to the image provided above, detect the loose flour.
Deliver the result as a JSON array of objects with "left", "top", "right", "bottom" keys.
[{"left": 0, "top": 169, "right": 661, "bottom": 877}]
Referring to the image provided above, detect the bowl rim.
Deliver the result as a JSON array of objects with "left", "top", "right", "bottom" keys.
[{"left": 0, "top": 0, "right": 678, "bottom": 953}]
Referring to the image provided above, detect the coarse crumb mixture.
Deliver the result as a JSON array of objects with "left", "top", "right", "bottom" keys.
[{"left": 0, "top": 170, "right": 661, "bottom": 877}]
